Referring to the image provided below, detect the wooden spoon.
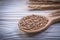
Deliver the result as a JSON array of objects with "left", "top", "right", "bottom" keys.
[{"left": 18, "top": 11, "right": 60, "bottom": 33}]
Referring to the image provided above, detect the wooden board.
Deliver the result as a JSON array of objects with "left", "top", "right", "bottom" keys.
[{"left": 0, "top": 0, "right": 60, "bottom": 40}]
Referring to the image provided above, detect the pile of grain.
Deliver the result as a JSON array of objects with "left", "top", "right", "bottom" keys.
[
  {"left": 50, "top": 10, "right": 60, "bottom": 17},
  {"left": 18, "top": 15, "right": 48, "bottom": 31},
  {"left": 49, "top": 10, "right": 60, "bottom": 17}
]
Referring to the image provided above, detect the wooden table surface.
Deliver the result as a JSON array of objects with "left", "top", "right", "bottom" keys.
[{"left": 0, "top": 0, "right": 60, "bottom": 40}]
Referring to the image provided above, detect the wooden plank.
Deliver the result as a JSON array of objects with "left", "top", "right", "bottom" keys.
[{"left": 0, "top": 0, "right": 60, "bottom": 40}]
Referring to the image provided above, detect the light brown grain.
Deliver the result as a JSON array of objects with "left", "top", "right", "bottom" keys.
[{"left": 19, "top": 15, "right": 48, "bottom": 31}]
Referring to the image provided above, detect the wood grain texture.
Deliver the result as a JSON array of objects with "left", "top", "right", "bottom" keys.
[{"left": 0, "top": 0, "right": 60, "bottom": 40}]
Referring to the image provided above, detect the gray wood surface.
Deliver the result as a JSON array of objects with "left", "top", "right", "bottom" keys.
[{"left": 0, "top": 0, "right": 60, "bottom": 40}]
